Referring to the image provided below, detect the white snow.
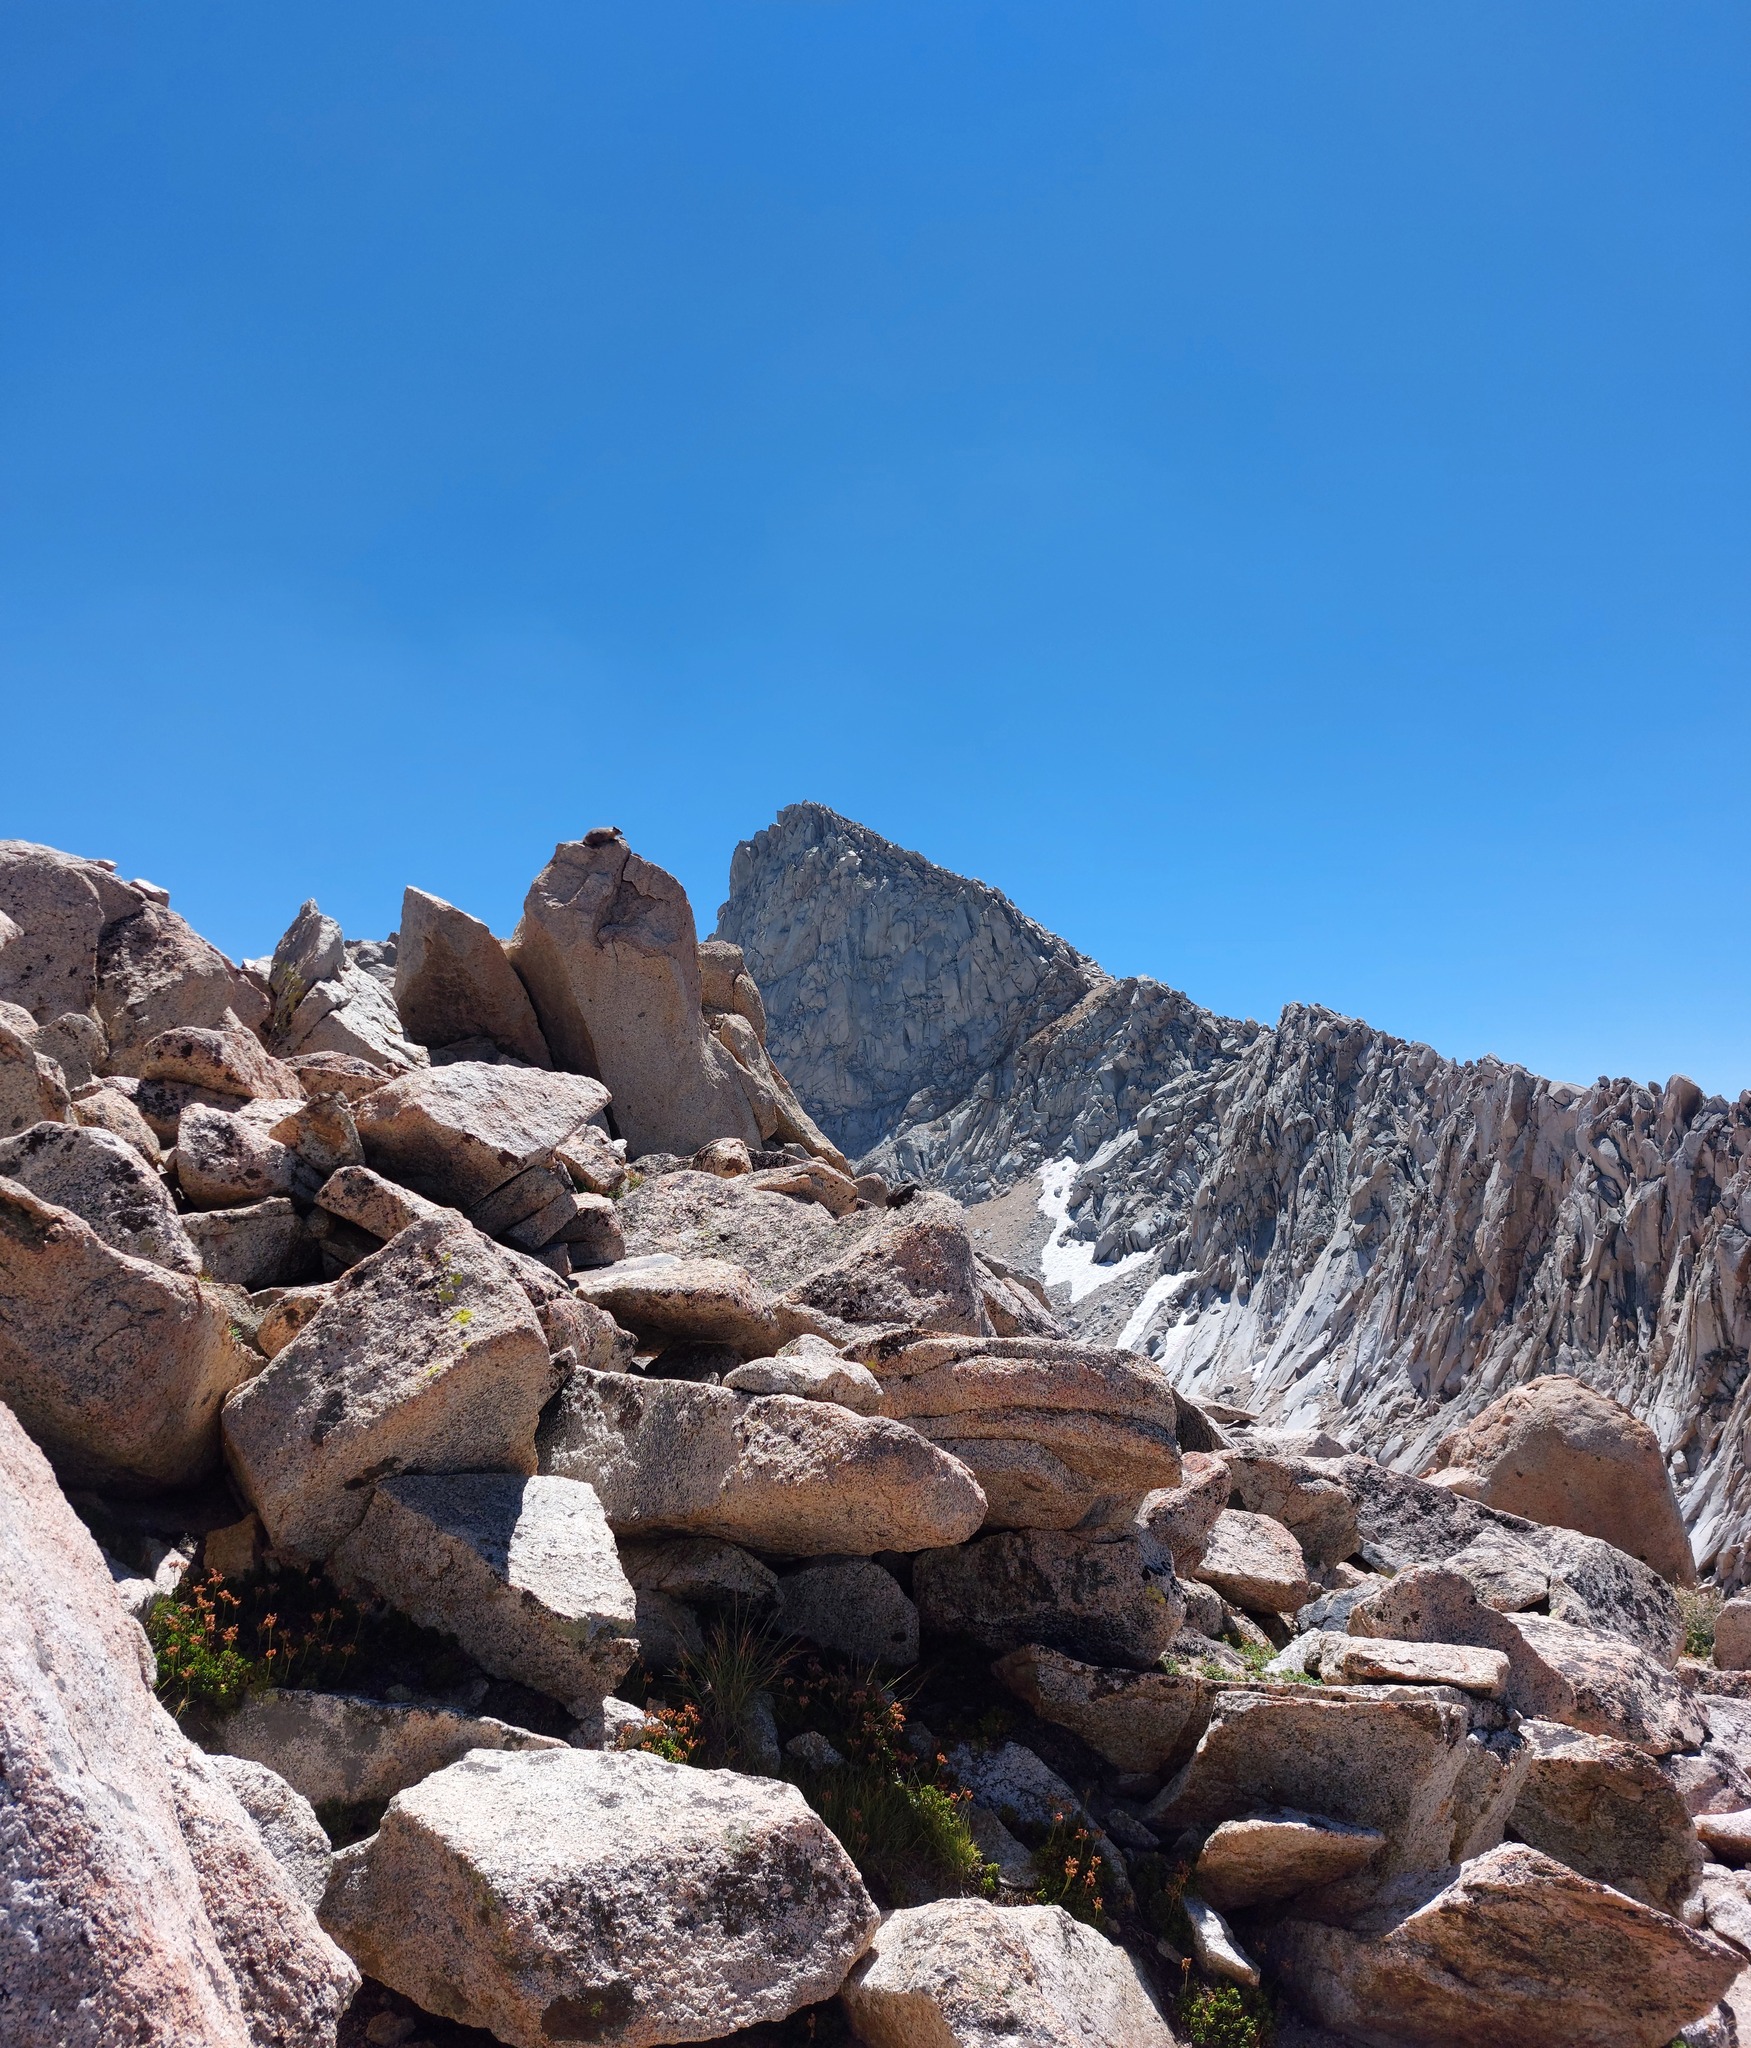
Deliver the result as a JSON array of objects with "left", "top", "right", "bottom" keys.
[
  {"left": 1116, "top": 1269, "right": 1195, "bottom": 1352},
  {"left": 1036, "top": 1155, "right": 1153, "bottom": 1305}
]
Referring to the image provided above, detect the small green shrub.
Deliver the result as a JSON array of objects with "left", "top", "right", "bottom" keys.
[
  {"left": 1179, "top": 1979, "right": 1275, "bottom": 2047},
  {"left": 1680, "top": 1586, "right": 1724, "bottom": 1660},
  {"left": 1031, "top": 1808, "right": 1109, "bottom": 1929}
]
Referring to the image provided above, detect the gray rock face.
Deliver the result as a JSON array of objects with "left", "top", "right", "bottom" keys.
[
  {"left": 330, "top": 1472, "right": 638, "bottom": 1711},
  {"left": 222, "top": 1215, "right": 559, "bottom": 1560},
  {"left": 776, "top": 1559, "right": 919, "bottom": 1665},
  {"left": 914, "top": 1528, "right": 1184, "bottom": 1668},
  {"left": 0, "top": 1119, "right": 200, "bottom": 1273},
  {"left": 992, "top": 1643, "right": 1211, "bottom": 1773},
  {"left": 319, "top": 1745, "right": 879, "bottom": 2048},
  {"left": 840, "top": 1897, "right": 1177, "bottom": 2048},
  {"left": 215, "top": 1688, "right": 565, "bottom": 1808},
  {"left": 0, "top": 1395, "right": 354, "bottom": 2047},
  {"left": 721, "top": 807, "right": 1751, "bottom": 1581},
  {"left": 1194, "top": 1809, "right": 1386, "bottom": 1912},
  {"left": 539, "top": 1367, "right": 988, "bottom": 1555},
  {"left": 717, "top": 804, "right": 1105, "bottom": 1159},
  {"left": 0, "top": 1178, "right": 254, "bottom": 1489},
  {"left": 509, "top": 832, "right": 762, "bottom": 1159},
  {"left": 394, "top": 885, "right": 553, "bottom": 1067}
]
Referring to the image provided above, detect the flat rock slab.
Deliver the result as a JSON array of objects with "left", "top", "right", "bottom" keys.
[
  {"left": 319, "top": 1745, "right": 878, "bottom": 2048},
  {"left": 1321, "top": 1635, "right": 1511, "bottom": 1698},
  {"left": 841, "top": 1898, "right": 1177, "bottom": 2048},
  {"left": 992, "top": 1643, "right": 1212, "bottom": 1773},
  {"left": 1192, "top": 1509, "right": 1313, "bottom": 1615},
  {"left": 223, "top": 1215, "right": 558, "bottom": 1560},
  {"left": 1265, "top": 1843, "right": 1738, "bottom": 2048},
  {"left": 1700, "top": 1812, "right": 1751, "bottom": 1863},
  {"left": 539, "top": 1366, "right": 987, "bottom": 1555},
  {"left": 1194, "top": 1809, "right": 1386, "bottom": 1911},
  {"left": 355, "top": 1061, "right": 610, "bottom": 1209},
  {"left": 331, "top": 1472, "right": 637, "bottom": 1711},
  {"left": 0, "top": 1177, "right": 254, "bottom": 1489},
  {"left": 215, "top": 1688, "right": 565, "bottom": 1809}
]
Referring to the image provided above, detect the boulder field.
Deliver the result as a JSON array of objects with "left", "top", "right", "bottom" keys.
[{"left": 2, "top": 824, "right": 1748, "bottom": 2048}]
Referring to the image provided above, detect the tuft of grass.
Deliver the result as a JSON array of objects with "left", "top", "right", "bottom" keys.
[
  {"left": 677, "top": 1609, "right": 791, "bottom": 1770},
  {"left": 1679, "top": 1586, "right": 1724, "bottom": 1660},
  {"left": 1178, "top": 1979, "right": 1275, "bottom": 2048},
  {"left": 792, "top": 1761, "right": 993, "bottom": 1901}
]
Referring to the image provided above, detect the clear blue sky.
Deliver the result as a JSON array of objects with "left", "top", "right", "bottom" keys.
[{"left": 3, "top": 3, "right": 1746, "bottom": 1095}]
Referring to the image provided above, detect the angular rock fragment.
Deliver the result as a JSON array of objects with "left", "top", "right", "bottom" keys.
[
  {"left": 1194, "top": 1809, "right": 1385, "bottom": 1911},
  {"left": 0, "top": 1018, "right": 72, "bottom": 1135},
  {"left": 0, "top": 1118, "right": 200, "bottom": 1272},
  {"left": 0, "top": 1178, "right": 254, "bottom": 1488},
  {"left": 183, "top": 1198, "right": 320, "bottom": 1289},
  {"left": 70, "top": 1076, "right": 164, "bottom": 1161},
  {"left": 223, "top": 1216, "right": 559, "bottom": 1560},
  {"left": 1191, "top": 1508, "right": 1313, "bottom": 1615},
  {"left": 873, "top": 1338, "right": 1182, "bottom": 1531},
  {"left": 709, "top": 1005, "right": 852, "bottom": 1169},
  {"left": 1222, "top": 1447, "right": 1359, "bottom": 1567},
  {"left": 207, "top": 1753, "right": 335, "bottom": 1912},
  {"left": 540, "top": 1367, "right": 987, "bottom": 1555},
  {"left": 215, "top": 1688, "right": 565, "bottom": 1808},
  {"left": 1146, "top": 1687, "right": 1506, "bottom": 1915},
  {"left": 1183, "top": 1895, "right": 1260, "bottom": 1986},
  {"left": 782, "top": 1190, "right": 986, "bottom": 1335},
  {"left": 992, "top": 1643, "right": 1211, "bottom": 1773},
  {"left": 95, "top": 898, "right": 269, "bottom": 1064},
  {"left": 175, "top": 1099, "right": 317, "bottom": 1209},
  {"left": 1508, "top": 1717, "right": 1703, "bottom": 1912},
  {"left": 319, "top": 1746, "right": 878, "bottom": 2047},
  {"left": 1265, "top": 1843, "right": 1738, "bottom": 2048},
  {"left": 314, "top": 1160, "right": 452, "bottom": 1239},
  {"left": 1319, "top": 1635, "right": 1511, "bottom": 1697},
  {"left": 355, "top": 1059, "right": 610, "bottom": 1209},
  {"left": 0, "top": 1395, "right": 353, "bottom": 2047},
  {"left": 1427, "top": 1373, "right": 1696, "bottom": 1585},
  {"left": 331, "top": 1472, "right": 637, "bottom": 1711},
  {"left": 572, "top": 1251, "right": 790, "bottom": 1354},
  {"left": 777, "top": 1558, "right": 919, "bottom": 1665},
  {"left": 508, "top": 832, "right": 762, "bottom": 1158},
  {"left": 840, "top": 1897, "right": 1176, "bottom": 2048},
  {"left": 914, "top": 1528, "right": 1183, "bottom": 1668},
  {"left": 395, "top": 884, "right": 553, "bottom": 1066},
  {"left": 133, "top": 1023, "right": 302, "bottom": 1101},
  {"left": 1718, "top": 1598, "right": 1751, "bottom": 1671},
  {"left": 747, "top": 1156, "right": 860, "bottom": 1216},
  {"left": 268, "top": 899, "right": 428, "bottom": 1071},
  {"left": 724, "top": 1348, "right": 884, "bottom": 1411},
  {"left": 1134, "top": 1450, "right": 1232, "bottom": 1573}
]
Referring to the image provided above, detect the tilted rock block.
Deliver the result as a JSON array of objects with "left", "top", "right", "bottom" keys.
[
  {"left": 394, "top": 884, "right": 553, "bottom": 1066},
  {"left": 1508, "top": 1717, "right": 1702, "bottom": 1913},
  {"left": 223, "top": 1215, "right": 559, "bottom": 1560},
  {"left": 1191, "top": 1508, "right": 1313, "bottom": 1615},
  {"left": 319, "top": 1746, "right": 879, "bottom": 2048},
  {"left": 268, "top": 899, "right": 428, "bottom": 1072},
  {"left": 841, "top": 1898, "right": 1177, "bottom": 2048},
  {"left": 0, "top": 1178, "right": 254, "bottom": 1489},
  {"left": 539, "top": 1366, "right": 988, "bottom": 1556},
  {"left": 992, "top": 1643, "right": 1212, "bottom": 1774},
  {"left": 215, "top": 1688, "right": 565, "bottom": 1809},
  {"left": 95, "top": 899, "right": 268, "bottom": 1065},
  {"left": 314, "top": 1161, "right": 452, "bottom": 1240},
  {"left": 1134, "top": 1450, "right": 1234, "bottom": 1574},
  {"left": 0, "top": 1118, "right": 200, "bottom": 1273},
  {"left": 571, "top": 1251, "right": 796, "bottom": 1355},
  {"left": 1264, "top": 1843, "right": 1739, "bottom": 2048},
  {"left": 132, "top": 1024, "right": 301, "bottom": 1101},
  {"left": 1194, "top": 1809, "right": 1385, "bottom": 1911},
  {"left": 208, "top": 1753, "right": 335, "bottom": 1914},
  {"left": 355, "top": 1059, "right": 610, "bottom": 1209},
  {"left": 914, "top": 1527, "right": 1184, "bottom": 1669},
  {"left": 509, "top": 832, "right": 762, "bottom": 1160},
  {"left": 0, "top": 1396, "right": 354, "bottom": 2047},
  {"left": 331, "top": 1472, "right": 637, "bottom": 1712}
]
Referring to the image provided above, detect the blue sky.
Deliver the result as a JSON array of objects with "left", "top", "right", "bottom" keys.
[{"left": 3, "top": 3, "right": 1746, "bottom": 1094}]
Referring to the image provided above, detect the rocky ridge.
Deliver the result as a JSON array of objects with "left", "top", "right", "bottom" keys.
[
  {"left": 3, "top": 822, "right": 1751, "bottom": 2047},
  {"left": 720, "top": 803, "right": 1751, "bottom": 1585}
]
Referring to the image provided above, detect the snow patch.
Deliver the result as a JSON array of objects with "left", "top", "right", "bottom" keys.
[
  {"left": 1037, "top": 1156, "right": 1153, "bottom": 1305},
  {"left": 1117, "top": 1269, "right": 1195, "bottom": 1352}
]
